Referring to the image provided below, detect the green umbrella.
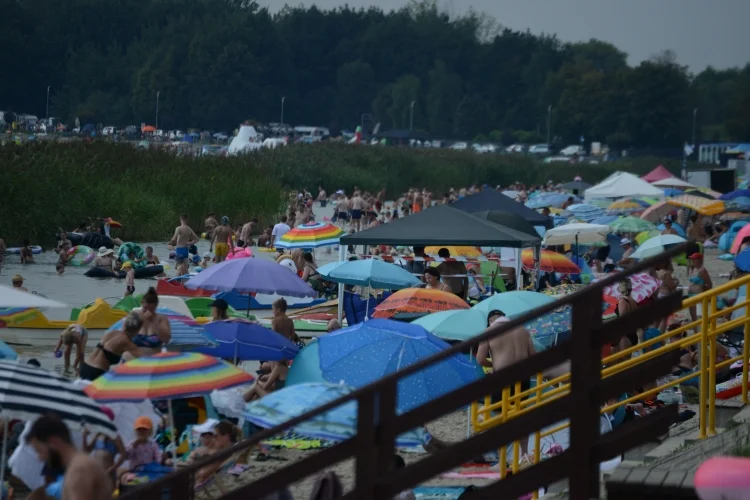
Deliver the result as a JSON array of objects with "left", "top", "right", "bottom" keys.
[{"left": 608, "top": 217, "right": 656, "bottom": 234}]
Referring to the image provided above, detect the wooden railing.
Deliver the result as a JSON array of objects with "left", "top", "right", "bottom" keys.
[{"left": 120, "top": 244, "right": 688, "bottom": 500}]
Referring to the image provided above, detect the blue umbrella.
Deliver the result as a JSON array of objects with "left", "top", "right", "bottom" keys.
[
  {"left": 663, "top": 188, "right": 684, "bottom": 197},
  {"left": 317, "top": 259, "right": 421, "bottom": 290},
  {"left": 243, "top": 382, "right": 427, "bottom": 447},
  {"left": 0, "top": 340, "right": 17, "bottom": 360},
  {"left": 185, "top": 258, "right": 315, "bottom": 298},
  {"left": 564, "top": 204, "right": 604, "bottom": 222},
  {"left": 286, "top": 340, "right": 328, "bottom": 386},
  {"left": 316, "top": 319, "right": 483, "bottom": 412},
  {"left": 657, "top": 222, "right": 686, "bottom": 237},
  {"left": 472, "top": 291, "right": 555, "bottom": 316},
  {"left": 193, "top": 320, "right": 298, "bottom": 362},
  {"left": 735, "top": 249, "right": 750, "bottom": 273},
  {"left": 526, "top": 193, "right": 573, "bottom": 209},
  {"left": 720, "top": 189, "right": 750, "bottom": 201}
]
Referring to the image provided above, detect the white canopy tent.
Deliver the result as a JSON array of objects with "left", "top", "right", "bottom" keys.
[
  {"left": 227, "top": 125, "right": 262, "bottom": 155},
  {"left": 651, "top": 177, "right": 697, "bottom": 189},
  {"left": 584, "top": 172, "right": 665, "bottom": 201}
]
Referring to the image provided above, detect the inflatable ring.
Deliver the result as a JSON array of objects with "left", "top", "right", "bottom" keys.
[
  {"left": 7, "top": 245, "right": 42, "bottom": 255},
  {"left": 257, "top": 247, "right": 276, "bottom": 253},
  {"left": 278, "top": 258, "right": 297, "bottom": 274},
  {"left": 226, "top": 247, "right": 253, "bottom": 260},
  {"left": 67, "top": 245, "right": 96, "bottom": 266},
  {"left": 118, "top": 242, "right": 147, "bottom": 268}
]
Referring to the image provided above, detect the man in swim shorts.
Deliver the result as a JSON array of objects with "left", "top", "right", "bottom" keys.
[
  {"left": 169, "top": 214, "right": 200, "bottom": 260},
  {"left": 204, "top": 213, "right": 218, "bottom": 240},
  {"left": 239, "top": 218, "right": 257, "bottom": 247},
  {"left": 211, "top": 216, "right": 234, "bottom": 262},
  {"left": 349, "top": 191, "right": 365, "bottom": 232},
  {"left": 335, "top": 195, "right": 349, "bottom": 230}
]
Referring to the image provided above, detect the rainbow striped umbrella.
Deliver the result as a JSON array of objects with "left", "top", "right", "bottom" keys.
[
  {"left": 275, "top": 222, "right": 344, "bottom": 249},
  {"left": 84, "top": 352, "right": 255, "bottom": 402}
]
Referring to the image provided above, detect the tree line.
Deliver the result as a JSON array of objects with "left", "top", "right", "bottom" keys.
[{"left": 2, "top": 0, "right": 748, "bottom": 147}]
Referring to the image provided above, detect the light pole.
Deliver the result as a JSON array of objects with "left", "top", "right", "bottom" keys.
[
  {"left": 546, "top": 105, "right": 552, "bottom": 145},
  {"left": 155, "top": 91, "right": 160, "bottom": 130},
  {"left": 280, "top": 96, "right": 286, "bottom": 126},
  {"left": 409, "top": 101, "right": 415, "bottom": 131},
  {"left": 691, "top": 108, "right": 698, "bottom": 149},
  {"left": 46, "top": 86, "right": 50, "bottom": 121}
]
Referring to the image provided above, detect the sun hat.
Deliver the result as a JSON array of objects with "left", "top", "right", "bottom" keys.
[
  {"left": 134, "top": 416, "right": 153, "bottom": 431},
  {"left": 620, "top": 237, "right": 631, "bottom": 245},
  {"left": 12, "top": 275, "right": 23, "bottom": 283},
  {"left": 194, "top": 419, "right": 219, "bottom": 435},
  {"left": 98, "top": 246, "right": 114, "bottom": 257},
  {"left": 121, "top": 261, "right": 133, "bottom": 270}
]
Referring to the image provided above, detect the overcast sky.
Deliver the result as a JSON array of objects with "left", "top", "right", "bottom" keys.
[{"left": 258, "top": 0, "right": 750, "bottom": 73}]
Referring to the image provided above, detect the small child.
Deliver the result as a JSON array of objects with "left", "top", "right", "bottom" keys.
[
  {"left": 122, "top": 261, "right": 135, "bottom": 296},
  {"left": 175, "top": 256, "right": 189, "bottom": 278},
  {"left": 121, "top": 417, "right": 161, "bottom": 478}
]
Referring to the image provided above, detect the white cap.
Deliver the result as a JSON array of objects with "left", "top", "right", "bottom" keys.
[
  {"left": 203, "top": 252, "right": 212, "bottom": 258},
  {"left": 194, "top": 418, "right": 219, "bottom": 434},
  {"left": 620, "top": 237, "right": 631, "bottom": 245}
]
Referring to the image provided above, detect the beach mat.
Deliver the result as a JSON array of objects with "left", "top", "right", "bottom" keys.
[
  {"left": 414, "top": 487, "right": 467, "bottom": 499},
  {"left": 261, "top": 431, "right": 333, "bottom": 450}
]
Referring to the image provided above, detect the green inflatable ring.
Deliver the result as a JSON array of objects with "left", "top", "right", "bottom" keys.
[{"left": 118, "top": 242, "right": 147, "bottom": 268}]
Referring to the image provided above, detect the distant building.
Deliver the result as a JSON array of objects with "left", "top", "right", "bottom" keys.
[{"left": 699, "top": 143, "right": 743, "bottom": 165}]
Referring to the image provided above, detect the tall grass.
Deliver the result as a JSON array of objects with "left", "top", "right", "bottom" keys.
[
  {"left": 1, "top": 141, "right": 673, "bottom": 245},
  {"left": 0, "top": 142, "right": 286, "bottom": 245}
]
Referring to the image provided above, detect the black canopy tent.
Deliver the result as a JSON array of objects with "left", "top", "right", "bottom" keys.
[
  {"left": 450, "top": 190, "right": 554, "bottom": 229},
  {"left": 472, "top": 210, "right": 540, "bottom": 238},
  {"left": 339, "top": 204, "right": 541, "bottom": 248}
]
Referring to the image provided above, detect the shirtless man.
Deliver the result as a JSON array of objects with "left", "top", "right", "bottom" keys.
[
  {"left": 211, "top": 216, "right": 235, "bottom": 262},
  {"left": 204, "top": 213, "right": 218, "bottom": 240},
  {"left": 26, "top": 415, "right": 112, "bottom": 500},
  {"left": 335, "top": 195, "right": 349, "bottom": 230},
  {"left": 271, "top": 298, "right": 296, "bottom": 341},
  {"left": 316, "top": 186, "right": 327, "bottom": 207},
  {"left": 349, "top": 191, "right": 365, "bottom": 231},
  {"left": 475, "top": 310, "right": 536, "bottom": 453},
  {"left": 239, "top": 218, "right": 257, "bottom": 247},
  {"left": 169, "top": 214, "right": 200, "bottom": 260},
  {"left": 257, "top": 226, "right": 273, "bottom": 247}
]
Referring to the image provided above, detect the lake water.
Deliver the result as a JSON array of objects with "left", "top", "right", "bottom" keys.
[{"left": 2, "top": 201, "right": 342, "bottom": 369}]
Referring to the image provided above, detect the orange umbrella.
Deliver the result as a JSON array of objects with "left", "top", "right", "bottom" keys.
[
  {"left": 141, "top": 125, "right": 156, "bottom": 133},
  {"left": 425, "top": 246, "right": 483, "bottom": 257},
  {"left": 521, "top": 249, "right": 580, "bottom": 274},
  {"left": 372, "top": 289, "right": 469, "bottom": 319}
]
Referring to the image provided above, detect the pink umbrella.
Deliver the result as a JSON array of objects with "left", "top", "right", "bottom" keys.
[
  {"left": 640, "top": 201, "right": 676, "bottom": 223},
  {"left": 731, "top": 225, "right": 750, "bottom": 254},
  {"left": 600, "top": 272, "right": 660, "bottom": 303}
]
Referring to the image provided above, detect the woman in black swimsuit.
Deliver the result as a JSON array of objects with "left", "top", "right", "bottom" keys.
[{"left": 79, "top": 312, "right": 143, "bottom": 381}]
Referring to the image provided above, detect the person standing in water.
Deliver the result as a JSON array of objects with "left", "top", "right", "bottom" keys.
[
  {"left": 316, "top": 186, "right": 327, "bottom": 207},
  {"left": 239, "top": 218, "right": 257, "bottom": 247},
  {"left": 349, "top": 191, "right": 365, "bottom": 232},
  {"left": 211, "top": 216, "right": 234, "bottom": 262},
  {"left": 335, "top": 194, "right": 349, "bottom": 230},
  {"left": 169, "top": 214, "right": 200, "bottom": 261},
  {"left": 204, "top": 213, "right": 218, "bottom": 240}
]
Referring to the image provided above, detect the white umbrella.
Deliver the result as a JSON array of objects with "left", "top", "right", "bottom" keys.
[
  {"left": 543, "top": 223, "right": 609, "bottom": 246},
  {"left": 651, "top": 177, "right": 697, "bottom": 189},
  {"left": 630, "top": 234, "right": 687, "bottom": 259},
  {"left": 0, "top": 284, "right": 66, "bottom": 309}
]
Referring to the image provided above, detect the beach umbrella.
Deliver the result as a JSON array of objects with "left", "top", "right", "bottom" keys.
[
  {"left": 540, "top": 284, "right": 586, "bottom": 298},
  {"left": 521, "top": 249, "right": 580, "bottom": 274},
  {"left": 668, "top": 195, "right": 725, "bottom": 216},
  {"left": 685, "top": 189, "right": 721, "bottom": 200},
  {"left": 587, "top": 215, "right": 621, "bottom": 226},
  {"left": 543, "top": 223, "right": 609, "bottom": 246},
  {"left": 656, "top": 222, "right": 686, "bottom": 237},
  {"left": 652, "top": 177, "right": 697, "bottom": 189},
  {"left": 317, "top": 259, "right": 421, "bottom": 290},
  {"left": 635, "top": 230, "right": 661, "bottom": 245},
  {"left": 425, "top": 246, "right": 483, "bottom": 257},
  {"left": 193, "top": 320, "right": 299, "bottom": 362},
  {"left": 274, "top": 222, "right": 343, "bottom": 249},
  {"left": 662, "top": 188, "right": 685, "bottom": 197},
  {"left": 731, "top": 225, "right": 750, "bottom": 254},
  {"left": 0, "top": 361, "right": 118, "bottom": 488},
  {"left": 243, "top": 383, "right": 427, "bottom": 447},
  {"left": 106, "top": 308, "right": 215, "bottom": 347},
  {"left": 725, "top": 197, "right": 750, "bottom": 210},
  {"left": 525, "top": 193, "right": 573, "bottom": 209},
  {"left": 564, "top": 204, "right": 604, "bottom": 221},
  {"left": 630, "top": 234, "right": 686, "bottom": 259},
  {"left": 316, "top": 319, "right": 482, "bottom": 412},
  {"left": 606, "top": 200, "right": 644, "bottom": 214},
  {"left": 608, "top": 217, "right": 656, "bottom": 234},
  {"left": 472, "top": 290, "right": 555, "bottom": 316},
  {"left": 372, "top": 288, "right": 469, "bottom": 319},
  {"left": 0, "top": 341, "right": 17, "bottom": 361},
  {"left": 412, "top": 309, "right": 487, "bottom": 342},
  {"left": 720, "top": 189, "right": 750, "bottom": 201},
  {"left": 524, "top": 305, "right": 572, "bottom": 349},
  {"left": 735, "top": 249, "right": 750, "bottom": 273},
  {"left": 640, "top": 200, "right": 677, "bottom": 223},
  {"left": 599, "top": 273, "right": 660, "bottom": 303},
  {"left": 185, "top": 257, "right": 316, "bottom": 298},
  {"left": 0, "top": 285, "right": 67, "bottom": 309},
  {"left": 286, "top": 341, "right": 327, "bottom": 386}
]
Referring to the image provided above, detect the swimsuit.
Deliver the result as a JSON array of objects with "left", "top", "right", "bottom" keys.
[
  {"left": 126, "top": 285, "right": 135, "bottom": 293},
  {"left": 175, "top": 247, "right": 189, "bottom": 259},
  {"left": 95, "top": 437, "right": 118, "bottom": 455},
  {"left": 214, "top": 242, "right": 230, "bottom": 258},
  {"left": 350, "top": 209, "right": 362, "bottom": 220},
  {"left": 79, "top": 362, "right": 107, "bottom": 381},
  {"left": 133, "top": 334, "right": 162, "bottom": 348}
]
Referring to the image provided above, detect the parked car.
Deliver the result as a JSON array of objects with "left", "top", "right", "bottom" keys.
[
  {"left": 560, "top": 145, "right": 585, "bottom": 156},
  {"left": 528, "top": 144, "right": 551, "bottom": 155},
  {"left": 505, "top": 144, "right": 525, "bottom": 153},
  {"left": 472, "top": 143, "right": 497, "bottom": 154},
  {"left": 450, "top": 142, "right": 468, "bottom": 150}
]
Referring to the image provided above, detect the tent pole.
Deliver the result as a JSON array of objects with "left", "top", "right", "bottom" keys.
[
  {"left": 337, "top": 244, "right": 346, "bottom": 324},
  {"left": 515, "top": 248, "right": 522, "bottom": 290}
]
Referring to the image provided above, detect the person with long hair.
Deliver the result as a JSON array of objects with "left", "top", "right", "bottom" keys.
[{"left": 79, "top": 312, "right": 142, "bottom": 381}]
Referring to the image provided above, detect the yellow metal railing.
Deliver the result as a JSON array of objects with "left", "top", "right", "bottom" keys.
[{"left": 470, "top": 273, "right": 750, "bottom": 497}]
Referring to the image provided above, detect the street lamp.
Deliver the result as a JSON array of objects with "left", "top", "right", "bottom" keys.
[
  {"left": 691, "top": 108, "right": 698, "bottom": 148},
  {"left": 46, "top": 86, "right": 50, "bottom": 121},
  {"left": 546, "top": 105, "right": 552, "bottom": 145},
  {"left": 280, "top": 96, "right": 286, "bottom": 127},
  {"left": 409, "top": 101, "right": 415, "bottom": 131},
  {"left": 155, "top": 91, "right": 160, "bottom": 130}
]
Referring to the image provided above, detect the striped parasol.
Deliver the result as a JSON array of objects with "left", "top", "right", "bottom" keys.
[
  {"left": 106, "top": 308, "right": 215, "bottom": 347},
  {"left": 0, "top": 361, "right": 117, "bottom": 437},
  {"left": 275, "top": 222, "right": 344, "bottom": 249},
  {"left": 372, "top": 289, "right": 469, "bottom": 319},
  {"left": 84, "top": 352, "right": 255, "bottom": 402},
  {"left": 564, "top": 203, "right": 604, "bottom": 222},
  {"left": 521, "top": 249, "right": 580, "bottom": 274},
  {"left": 606, "top": 199, "right": 647, "bottom": 214}
]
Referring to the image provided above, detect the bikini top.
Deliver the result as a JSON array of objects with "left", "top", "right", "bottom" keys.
[
  {"left": 96, "top": 343, "right": 122, "bottom": 365},
  {"left": 94, "top": 437, "right": 118, "bottom": 455}
]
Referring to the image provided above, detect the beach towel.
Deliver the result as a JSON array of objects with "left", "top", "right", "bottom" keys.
[
  {"left": 413, "top": 487, "right": 467, "bottom": 499},
  {"left": 261, "top": 431, "right": 332, "bottom": 450}
]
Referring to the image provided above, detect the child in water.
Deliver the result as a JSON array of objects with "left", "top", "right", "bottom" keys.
[{"left": 122, "top": 261, "right": 135, "bottom": 296}]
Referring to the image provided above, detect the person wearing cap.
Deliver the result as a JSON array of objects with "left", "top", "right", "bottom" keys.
[
  {"left": 210, "top": 216, "right": 234, "bottom": 263},
  {"left": 661, "top": 216, "right": 679, "bottom": 236},
  {"left": 210, "top": 298, "right": 230, "bottom": 321},
  {"left": 94, "top": 246, "right": 115, "bottom": 271},
  {"left": 182, "top": 420, "right": 217, "bottom": 465},
  {"left": 12, "top": 274, "right": 28, "bottom": 291},
  {"left": 617, "top": 238, "right": 635, "bottom": 269},
  {"left": 121, "top": 261, "right": 136, "bottom": 296},
  {"left": 122, "top": 416, "right": 161, "bottom": 475}
]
